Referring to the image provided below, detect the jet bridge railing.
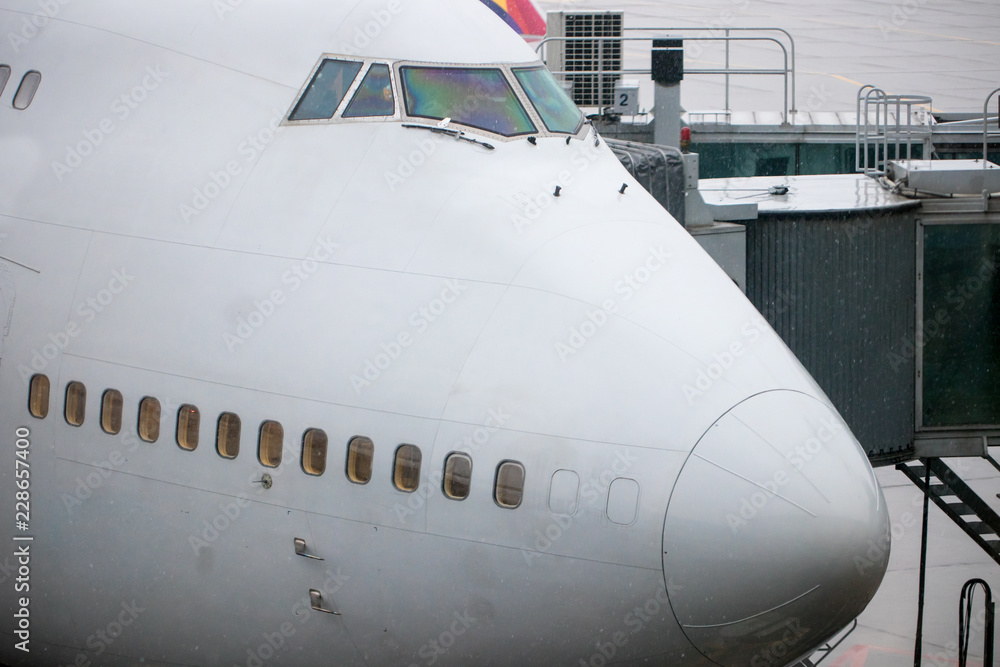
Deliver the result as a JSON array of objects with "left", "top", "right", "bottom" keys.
[
  {"left": 983, "top": 86, "right": 1000, "bottom": 170},
  {"left": 536, "top": 28, "right": 797, "bottom": 121},
  {"left": 855, "top": 84, "right": 933, "bottom": 176}
]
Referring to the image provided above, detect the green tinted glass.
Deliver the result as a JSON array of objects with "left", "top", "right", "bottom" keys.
[{"left": 514, "top": 66, "right": 583, "bottom": 134}]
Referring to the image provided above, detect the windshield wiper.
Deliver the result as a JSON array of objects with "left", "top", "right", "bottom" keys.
[{"left": 402, "top": 121, "right": 495, "bottom": 150}]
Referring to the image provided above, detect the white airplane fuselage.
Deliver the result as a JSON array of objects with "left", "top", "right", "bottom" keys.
[{"left": 0, "top": 2, "right": 890, "bottom": 666}]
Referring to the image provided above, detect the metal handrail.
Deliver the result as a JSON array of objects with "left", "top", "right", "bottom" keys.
[
  {"left": 856, "top": 84, "right": 933, "bottom": 176},
  {"left": 984, "top": 87, "right": 1000, "bottom": 169},
  {"left": 535, "top": 31, "right": 795, "bottom": 121},
  {"left": 624, "top": 26, "right": 797, "bottom": 115}
]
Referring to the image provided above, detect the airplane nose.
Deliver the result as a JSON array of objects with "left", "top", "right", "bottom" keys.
[{"left": 663, "top": 390, "right": 889, "bottom": 667}]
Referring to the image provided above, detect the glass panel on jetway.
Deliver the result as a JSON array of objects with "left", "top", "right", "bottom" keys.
[{"left": 921, "top": 223, "right": 1000, "bottom": 427}]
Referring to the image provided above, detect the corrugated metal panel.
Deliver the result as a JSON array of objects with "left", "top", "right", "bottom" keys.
[
  {"left": 606, "top": 138, "right": 685, "bottom": 222},
  {"left": 746, "top": 208, "right": 917, "bottom": 463}
]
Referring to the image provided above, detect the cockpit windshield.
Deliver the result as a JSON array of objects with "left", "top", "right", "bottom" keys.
[
  {"left": 513, "top": 66, "right": 584, "bottom": 135},
  {"left": 400, "top": 66, "right": 536, "bottom": 137}
]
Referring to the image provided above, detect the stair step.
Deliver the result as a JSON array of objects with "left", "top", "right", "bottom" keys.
[
  {"left": 948, "top": 502, "right": 977, "bottom": 516},
  {"left": 929, "top": 484, "right": 955, "bottom": 497},
  {"left": 986, "top": 540, "right": 1000, "bottom": 554},
  {"left": 967, "top": 521, "right": 995, "bottom": 535}
]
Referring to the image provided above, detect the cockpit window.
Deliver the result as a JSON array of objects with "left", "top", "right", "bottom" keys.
[
  {"left": 290, "top": 59, "right": 363, "bottom": 121},
  {"left": 400, "top": 66, "right": 536, "bottom": 137},
  {"left": 343, "top": 64, "right": 395, "bottom": 118},
  {"left": 513, "top": 66, "right": 584, "bottom": 134}
]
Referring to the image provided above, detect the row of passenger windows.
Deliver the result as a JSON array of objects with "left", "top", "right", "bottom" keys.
[
  {"left": 0, "top": 66, "right": 42, "bottom": 110},
  {"left": 27, "top": 375, "right": 525, "bottom": 508}
]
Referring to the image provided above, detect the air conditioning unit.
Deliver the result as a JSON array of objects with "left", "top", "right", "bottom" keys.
[{"left": 545, "top": 11, "right": 623, "bottom": 108}]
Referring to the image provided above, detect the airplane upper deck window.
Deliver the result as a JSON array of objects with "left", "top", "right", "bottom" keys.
[
  {"left": 12, "top": 70, "right": 40, "bottom": 110},
  {"left": 495, "top": 460, "right": 525, "bottom": 509},
  {"left": 343, "top": 63, "right": 395, "bottom": 118},
  {"left": 0, "top": 66, "right": 10, "bottom": 98},
  {"left": 217, "top": 412, "right": 241, "bottom": 459},
  {"left": 177, "top": 405, "right": 200, "bottom": 451},
  {"left": 302, "top": 428, "right": 328, "bottom": 476},
  {"left": 393, "top": 444, "right": 422, "bottom": 492},
  {"left": 138, "top": 397, "right": 161, "bottom": 443},
  {"left": 258, "top": 420, "right": 283, "bottom": 468},
  {"left": 513, "top": 67, "right": 584, "bottom": 134},
  {"left": 101, "top": 389, "right": 124, "bottom": 435},
  {"left": 65, "top": 381, "right": 86, "bottom": 427},
  {"left": 400, "top": 66, "right": 536, "bottom": 137},
  {"left": 347, "top": 436, "right": 374, "bottom": 484},
  {"left": 28, "top": 374, "right": 50, "bottom": 419},
  {"left": 290, "top": 59, "right": 363, "bottom": 121}
]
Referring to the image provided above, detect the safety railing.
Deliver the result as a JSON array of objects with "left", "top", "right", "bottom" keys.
[
  {"left": 855, "top": 84, "right": 933, "bottom": 176},
  {"left": 535, "top": 27, "right": 797, "bottom": 122},
  {"left": 984, "top": 86, "right": 1000, "bottom": 170}
]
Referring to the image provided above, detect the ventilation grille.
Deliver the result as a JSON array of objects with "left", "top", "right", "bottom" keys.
[{"left": 548, "top": 12, "right": 623, "bottom": 108}]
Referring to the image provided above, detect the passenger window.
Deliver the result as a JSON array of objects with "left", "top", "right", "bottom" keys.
[
  {"left": 100, "top": 389, "right": 124, "bottom": 435},
  {"left": 346, "top": 436, "right": 374, "bottom": 484},
  {"left": 443, "top": 453, "right": 472, "bottom": 500},
  {"left": 138, "top": 397, "right": 161, "bottom": 442},
  {"left": 607, "top": 478, "right": 640, "bottom": 525},
  {"left": 217, "top": 412, "right": 241, "bottom": 459},
  {"left": 495, "top": 461, "right": 525, "bottom": 509},
  {"left": 290, "top": 59, "right": 363, "bottom": 121},
  {"left": 12, "top": 70, "right": 41, "bottom": 110},
  {"left": 400, "top": 66, "right": 537, "bottom": 136},
  {"left": 64, "top": 381, "right": 86, "bottom": 427},
  {"left": 393, "top": 444, "right": 422, "bottom": 492},
  {"left": 28, "top": 374, "right": 50, "bottom": 419},
  {"left": 258, "top": 420, "right": 283, "bottom": 468},
  {"left": 177, "top": 405, "right": 200, "bottom": 451},
  {"left": 0, "top": 65, "right": 10, "bottom": 97},
  {"left": 343, "top": 63, "right": 395, "bottom": 118},
  {"left": 302, "top": 428, "right": 328, "bottom": 476},
  {"left": 548, "top": 469, "right": 581, "bottom": 516}
]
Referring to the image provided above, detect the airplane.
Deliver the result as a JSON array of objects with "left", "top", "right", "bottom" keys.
[
  {"left": 0, "top": 1, "right": 890, "bottom": 665},
  {"left": 478, "top": 0, "right": 547, "bottom": 41}
]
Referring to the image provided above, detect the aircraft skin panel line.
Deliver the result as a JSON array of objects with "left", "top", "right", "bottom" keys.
[{"left": 0, "top": 1, "right": 889, "bottom": 666}]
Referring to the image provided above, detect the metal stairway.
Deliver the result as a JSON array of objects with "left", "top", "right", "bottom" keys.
[{"left": 897, "top": 457, "right": 1000, "bottom": 566}]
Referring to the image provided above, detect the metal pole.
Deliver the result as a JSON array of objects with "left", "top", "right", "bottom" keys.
[
  {"left": 914, "top": 460, "right": 931, "bottom": 667},
  {"left": 724, "top": 28, "right": 730, "bottom": 115}
]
